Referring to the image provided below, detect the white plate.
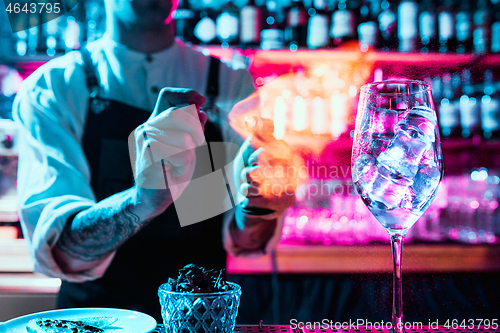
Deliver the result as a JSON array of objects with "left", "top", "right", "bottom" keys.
[{"left": 0, "top": 307, "right": 157, "bottom": 333}]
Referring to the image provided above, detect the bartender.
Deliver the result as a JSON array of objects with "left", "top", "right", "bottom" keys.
[{"left": 13, "top": 0, "right": 295, "bottom": 321}]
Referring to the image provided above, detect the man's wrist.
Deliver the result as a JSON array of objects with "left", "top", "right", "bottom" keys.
[
  {"left": 230, "top": 205, "right": 278, "bottom": 251},
  {"left": 131, "top": 186, "right": 173, "bottom": 219}
]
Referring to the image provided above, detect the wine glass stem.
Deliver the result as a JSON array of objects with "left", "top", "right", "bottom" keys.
[{"left": 391, "top": 233, "right": 405, "bottom": 333}]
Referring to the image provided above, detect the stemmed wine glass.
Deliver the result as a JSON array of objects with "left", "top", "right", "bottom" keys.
[{"left": 351, "top": 80, "right": 443, "bottom": 332}]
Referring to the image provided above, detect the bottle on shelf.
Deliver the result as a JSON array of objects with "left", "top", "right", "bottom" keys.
[
  {"left": 397, "top": 0, "right": 418, "bottom": 52},
  {"left": 472, "top": 0, "right": 491, "bottom": 55},
  {"left": 481, "top": 70, "right": 500, "bottom": 139},
  {"left": 260, "top": 0, "right": 285, "bottom": 50},
  {"left": 216, "top": 0, "right": 240, "bottom": 47},
  {"left": 369, "top": 0, "right": 382, "bottom": 19},
  {"left": 459, "top": 69, "right": 481, "bottom": 139},
  {"left": 357, "top": 0, "right": 379, "bottom": 52},
  {"left": 492, "top": 0, "right": 500, "bottom": 53},
  {"left": 13, "top": 13, "right": 29, "bottom": 57},
  {"left": 194, "top": 7, "right": 218, "bottom": 45},
  {"left": 309, "top": 93, "right": 329, "bottom": 136},
  {"left": 173, "top": 0, "right": 197, "bottom": 44},
  {"left": 0, "top": 14, "right": 13, "bottom": 59},
  {"left": 377, "top": 0, "right": 397, "bottom": 51},
  {"left": 35, "top": 14, "right": 48, "bottom": 56},
  {"left": 330, "top": 0, "right": 357, "bottom": 48},
  {"left": 62, "top": 16, "right": 82, "bottom": 52},
  {"left": 293, "top": 91, "right": 311, "bottom": 133},
  {"left": 455, "top": 0, "right": 473, "bottom": 54},
  {"left": 239, "top": 0, "right": 262, "bottom": 48},
  {"left": 285, "top": 0, "right": 309, "bottom": 50},
  {"left": 492, "top": 12, "right": 500, "bottom": 53},
  {"left": 431, "top": 75, "right": 443, "bottom": 102},
  {"left": 307, "top": 0, "right": 331, "bottom": 49},
  {"left": 439, "top": 72, "right": 461, "bottom": 138},
  {"left": 44, "top": 17, "right": 63, "bottom": 57},
  {"left": 22, "top": 12, "right": 40, "bottom": 57},
  {"left": 84, "top": 0, "right": 105, "bottom": 44},
  {"left": 418, "top": 0, "right": 438, "bottom": 53},
  {"left": 437, "top": 0, "right": 457, "bottom": 54}
]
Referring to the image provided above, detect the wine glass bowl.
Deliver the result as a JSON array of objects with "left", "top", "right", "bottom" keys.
[
  {"left": 351, "top": 80, "right": 443, "bottom": 332},
  {"left": 352, "top": 80, "right": 443, "bottom": 233}
]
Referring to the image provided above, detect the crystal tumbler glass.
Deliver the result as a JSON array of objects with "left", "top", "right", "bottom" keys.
[{"left": 158, "top": 282, "right": 242, "bottom": 333}]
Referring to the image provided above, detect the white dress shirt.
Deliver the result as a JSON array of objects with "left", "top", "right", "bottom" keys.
[{"left": 13, "top": 34, "right": 283, "bottom": 282}]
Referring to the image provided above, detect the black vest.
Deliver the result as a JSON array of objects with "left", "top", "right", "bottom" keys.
[{"left": 57, "top": 49, "right": 227, "bottom": 322}]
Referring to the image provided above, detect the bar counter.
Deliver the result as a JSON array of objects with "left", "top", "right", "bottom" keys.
[
  {"left": 3, "top": 324, "right": 496, "bottom": 332},
  {"left": 1, "top": 241, "right": 498, "bottom": 328},
  {"left": 3, "top": 238, "right": 500, "bottom": 278},
  {"left": 228, "top": 242, "right": 500, "bottom": 274},
  {"left": 1, "top": 240, "right": 499, "bottom": 324}
]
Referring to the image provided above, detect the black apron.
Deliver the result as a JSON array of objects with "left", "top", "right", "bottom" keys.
[{"left": 57, "top": 49, "right": 227, "bottom": 322}]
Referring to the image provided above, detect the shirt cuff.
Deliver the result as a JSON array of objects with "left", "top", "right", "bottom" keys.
[{"left": 22, "top": 196, "right": 116, "bottom": 282}]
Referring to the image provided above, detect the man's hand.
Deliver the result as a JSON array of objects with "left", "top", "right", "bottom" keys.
[
  {"left": 233, "top": 137, "right": 297, "bottom": 220},
  {"left": 234, "top": 135, "right": 296, "bottom": 222},
  {"left": 129, "top": 88, "right": 208, "bottom": 216},
  {"left": 151, "top": 87, "right": 207, "bottom": 126},
  {"left": 228, "top": 135, "right": 296, "bottom": 252}
]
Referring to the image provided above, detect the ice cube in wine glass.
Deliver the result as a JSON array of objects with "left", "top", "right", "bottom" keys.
[
  {"left": 369, "top": 163, "right": 413, "bottom": 209},
  {"left": 352, "top": 154, "right": 377, "bottom": 186},
  {"left": 377, "top": 106, "right": 437, "bottom": 180},
  {"left": 410, "top": 161, "right": 441, "bottom": 212},
  {"left": 370, "top": 107, "right": 398, "bottom": 140},
  {"left": 353, "top": 154, "right": 412, "bottom": 210},
  {"left": 366, "top": 107, "right": 398, "bottom": 157}
]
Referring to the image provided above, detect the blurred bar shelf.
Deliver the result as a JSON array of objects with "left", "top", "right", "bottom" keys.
[
  {"left": 0, "top": 239, "right": 60, "bottom": 294},
  {"left": 440, "top": 138, "right": 500, "bottom": 174},
  {"left": 249, "top": 49, "right": 492, "bottom": 68},
  {"left": 8, "top": 49, "right": 500, "bottom": 79},
  {"left": 227, "top": 242, "right": 500, "bottom": 274},
  {"left": 0, "top": 239, "right": 34, "bottom": 272},
  {"left": 4, "top": 238, "right": 500, "bottom": 280},
  {"left": 204, "top": 48, "right": 500, "bottom": 66},
  {"left": 0, "top": 273, "right": 60, "bottom": 294}
]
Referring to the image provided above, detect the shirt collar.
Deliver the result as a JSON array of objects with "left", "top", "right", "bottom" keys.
[{"left": 99, "top": 32, "right": 180, "bottom": 64}]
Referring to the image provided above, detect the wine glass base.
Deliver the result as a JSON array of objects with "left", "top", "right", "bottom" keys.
[{"left": 390, "top": 317, "right": 406, "bottom": 333}]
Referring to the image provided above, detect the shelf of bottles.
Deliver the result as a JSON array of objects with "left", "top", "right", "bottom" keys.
[
  {"left": 1, "top": 0, "right": 500, "bottom": 244},
  {"left": 1, "top": 0, "right": 500, "bottom": 58},
  {"left": 168, "top": 0, "right": 500, "bottom": 55}
]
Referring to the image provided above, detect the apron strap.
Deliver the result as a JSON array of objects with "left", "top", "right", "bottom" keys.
[
  {"left": 204, "top": 57, "right": 221, "bottom": 123},
  {"left": 205, "top": 56, "right": 220, "bottom": 105},
  {"left": 80, "top": 47, "right": 106, "bottom": 114}
]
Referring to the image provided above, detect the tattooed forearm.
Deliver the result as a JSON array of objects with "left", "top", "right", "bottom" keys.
[{"left": 56, "top": 192, "right": 145, "bottom": 262}]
